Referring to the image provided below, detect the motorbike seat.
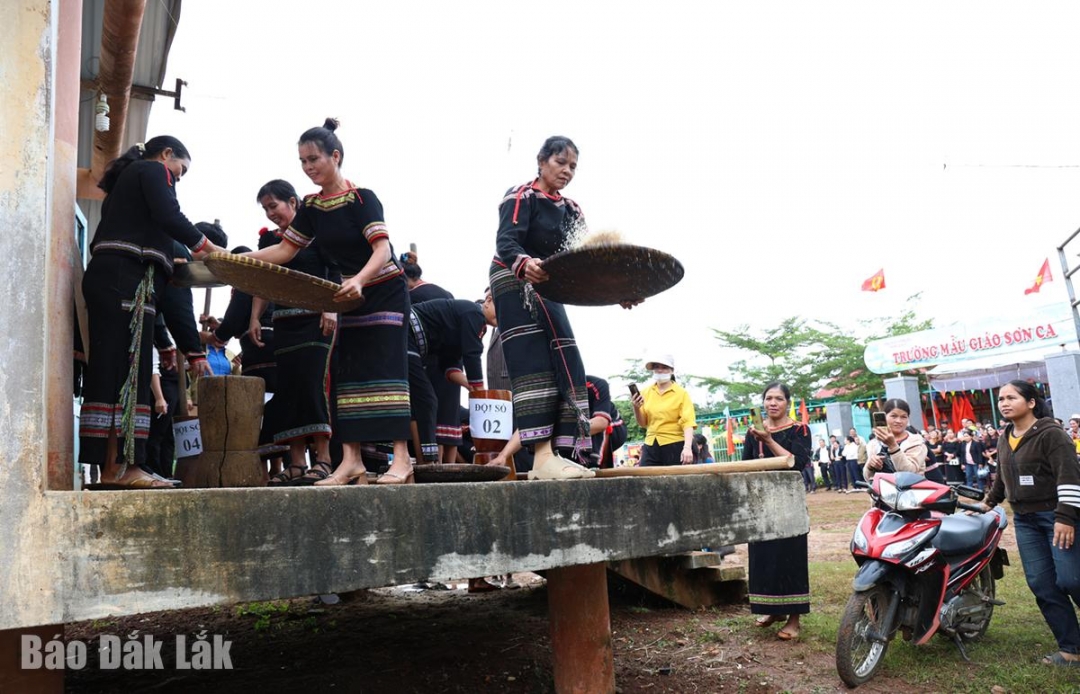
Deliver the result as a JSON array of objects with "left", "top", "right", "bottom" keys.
[{"left": 932, "top": 513, "right": 996, "bottom": 555}]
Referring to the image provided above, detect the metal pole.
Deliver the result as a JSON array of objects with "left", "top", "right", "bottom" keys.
[
  {"left": 1056, "top": 244, "right": 1080, "bottom": 351},
  {"left": 987, "top": 388, "right": 998, "bottom": 426}
]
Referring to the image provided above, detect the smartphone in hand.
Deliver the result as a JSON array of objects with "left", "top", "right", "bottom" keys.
[
  {"left": 628, "top": 383, "right": 640, "bottom": 398},
  {"left": 750, "top": 407, "right": 765, "bottom": 431},
  {"left": 873, "top": 411, "right": 887, "bottom": 428}
]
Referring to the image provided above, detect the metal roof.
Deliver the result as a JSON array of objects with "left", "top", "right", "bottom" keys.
[{"left": 77, "top": 0, "right": 183, "bottom": 227}]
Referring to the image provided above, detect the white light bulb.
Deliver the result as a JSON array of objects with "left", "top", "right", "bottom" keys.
[{"left": 94, "top": 94, "right": 110, "bottom": 133}]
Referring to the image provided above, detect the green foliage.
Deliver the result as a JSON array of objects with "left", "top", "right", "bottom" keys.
[
  {"left": 609, "top": 357, "right": 654, "bottom": 389},
  {"left": 695, "top": 317, "right": 821, "bottom": 404},
  {"left": 695, "top": 295, "right": 934, "bottom": 402},
  {"left": 612, "top": 398, "right": 645, "bottom": 441},
  {"left": 235, "top": 600, "right": 290, "bottom": 631}
]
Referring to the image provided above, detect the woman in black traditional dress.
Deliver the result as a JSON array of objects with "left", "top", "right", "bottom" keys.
[
  {"left": 404, "top": 259, "right": 464, "bottom": 463},
  {"left": 80, "top": 136, "right": 223, "bottom": 489},
  {"left": 246, "top": 179, "right": 338, "bottom": 485},
  {"left": 248, "top": 120, "right": 413, "bottom": 485},
  {"left": 742, "top": 381, "right": 812, "bottom": 640},
  {"left": 488, "top": 136, "right": 598, "bottom": 479}
]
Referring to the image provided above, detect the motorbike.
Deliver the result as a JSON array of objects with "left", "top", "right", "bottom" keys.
[{"left": 835, "top": 472, "right": 1010, "bottom": 688}]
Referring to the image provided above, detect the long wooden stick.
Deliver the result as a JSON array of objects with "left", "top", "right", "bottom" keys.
[{"left": 595, "top": 455, "right": 793, "bottom": 478}]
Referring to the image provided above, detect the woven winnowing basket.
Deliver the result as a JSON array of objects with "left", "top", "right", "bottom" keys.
[
  {"left": 170, "top": 261, "right": 222, "bottom": 288},
  {"left": 536, "top": 243, "right": 685, "bottom": 306},
  {"left": 204, "top": 252, "right": 365, "bottom": 313}
]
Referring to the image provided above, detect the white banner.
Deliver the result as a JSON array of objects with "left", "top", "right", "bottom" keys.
[{"left": 863, "top": 303, "right": 1078, "bottom": 374}]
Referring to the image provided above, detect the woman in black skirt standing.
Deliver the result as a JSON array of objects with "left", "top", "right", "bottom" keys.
[
  {"left": 489, "top": 136, "right": 607, "bottom": 480},
  {"left": 247, "top": 179, "right": 338, "bottom": 485},
  {"left": 80, "top": 136, "right": 223, "bottom": 489},
  {"left": 248, "top": 119, "right": 413, "bottom": 485},
  {"left": 742, "top": 381, "right": 812, "bottom": 640}
]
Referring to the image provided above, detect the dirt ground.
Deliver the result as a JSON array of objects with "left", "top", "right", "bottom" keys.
[{"left": 64, "top": 490, "right": 1009, "bottom": 694}]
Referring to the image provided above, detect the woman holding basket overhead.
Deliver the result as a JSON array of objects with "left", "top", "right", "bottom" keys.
[
  {"left": 248, "top": 119, "right": 413, "bottom": 485},
  {"left": 488, "top": 136, "right": 597, "bottom": 480}
]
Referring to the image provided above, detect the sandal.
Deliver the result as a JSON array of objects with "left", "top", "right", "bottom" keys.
[
  {"left": 376, "top": 469, "right": 415, "bottom": 485},
  {"left": 314, "top": 467, "right": 369, "bottom": 486},
  {"left": 755, "top": 614, "right": 786, "bottom": 628},
  {"left": 1042, "top": 652, "right": 1080, "bottom": 667},
  {"left": 268, "top": 464, "right": 308, "bottom": 487},
  {"left": 467, "top": 578, "right": 501, "bottom": 593},
  {"left": 527, "top": 455, "right": 596, "bottom": 480},
  {"left": 86, "top": 472, "right": 174, "bottom": 490},
  {"left": 293, "top": 461, "right": 332, "bottom": 486},
  {"left": 777, "top": 626, "right": 800, "bottom": 641}
]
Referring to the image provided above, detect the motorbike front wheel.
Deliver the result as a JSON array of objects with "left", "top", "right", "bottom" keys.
[{"left": 836, "top": 585, "right": 892, "bottom": 688}]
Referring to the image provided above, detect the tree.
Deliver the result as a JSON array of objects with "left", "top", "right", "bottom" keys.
[
  {"left": 806, "top": 296, "right": 934, "bottom": 400},
  {"left": 694, "top": 295, "right": 933, "bottom": 402},
  {"left": 612, "top": 398, "right": 645, "bottom": 441},
  {"left": 693, "top": 317, "right": 822, "bottom": 404},
  {"left": 608, "top": 358, "right": 653, "bottom": 390}
]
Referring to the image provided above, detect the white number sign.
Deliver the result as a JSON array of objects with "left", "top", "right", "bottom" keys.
[
  {"left": 469, "top": 398, "right": 513, "bottom": 441},
  {"left": 173, "top": 418, "right": 202, "bottom": 458}
]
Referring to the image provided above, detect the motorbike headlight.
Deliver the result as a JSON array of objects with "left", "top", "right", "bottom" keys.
[
  {"left": 877, "top": 479, "right": 936, "bottom": 511},
  {"left": 852, "top": 523, "right": 869, "bottom": 553},
  {"left": 882, "top": 527, "right": 937, "bottom": 559},
  {"left": 894, "top": 489, "right": 936, "bottom": 511},
  {"left": 878, "top": 479, "right": 899, "bottom": 508}
]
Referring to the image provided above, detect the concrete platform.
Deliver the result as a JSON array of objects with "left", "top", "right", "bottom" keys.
[{"left": 1, "top": 472, "right": 807, "bottom": 631}]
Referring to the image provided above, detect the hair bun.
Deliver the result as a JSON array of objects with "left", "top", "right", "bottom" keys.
[{"left": 323, "top": 117, "right": 340, "bottom": 132}]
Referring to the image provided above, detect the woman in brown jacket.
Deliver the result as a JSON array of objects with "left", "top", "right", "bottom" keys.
[{"left": 983, "top": 380, "right": 1080, "bottom": 667}]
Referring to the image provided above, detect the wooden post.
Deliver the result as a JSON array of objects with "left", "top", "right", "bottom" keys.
[
  {"left": 546, "top": 562, "right": 615, "bottom": 694},
  {"left": 0, "top": 626, "right": 64, "bottom": 693}
]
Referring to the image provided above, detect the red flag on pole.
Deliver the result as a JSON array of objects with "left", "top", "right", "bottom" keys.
[
  {"left": 799, "top": 398, "right": 809, "bottom": 425},
  {"left": 861, "top": 269, "right": 886, "bottom": 292},
  {"left": 1023, "top": 258, "right": 1052, "bottom": 295}
]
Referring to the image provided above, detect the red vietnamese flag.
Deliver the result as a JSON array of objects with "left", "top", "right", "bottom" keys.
[
  {"left": 861, "top": 269, "right": 886, "bottom": 292},
  {"left": 1024, "top": 258, "right": 1052, "bottom": 295},
  {"left": 798, "top": 398, "right": 809, "bottom": 425}
]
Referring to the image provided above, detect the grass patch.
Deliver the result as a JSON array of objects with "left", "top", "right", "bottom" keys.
[{"left": 235, "top": 600, "right": 291, "bottom": 631}]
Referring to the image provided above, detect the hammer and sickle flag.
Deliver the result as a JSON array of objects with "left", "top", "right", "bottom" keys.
[
  {"left": 1023, "top": 258, "right": 1052, "bottom": 295},
  {"left": 861, "top": 269, "right": 886, "bottom": 292}
]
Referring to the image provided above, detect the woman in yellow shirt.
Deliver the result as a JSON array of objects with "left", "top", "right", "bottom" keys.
[{"left": 630, "top": 354, "right": 696, "bottom": 466}]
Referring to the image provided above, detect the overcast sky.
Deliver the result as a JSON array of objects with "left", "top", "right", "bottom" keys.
[{"left": 149, "top": 1, "right": 1080, "bottom": 405}]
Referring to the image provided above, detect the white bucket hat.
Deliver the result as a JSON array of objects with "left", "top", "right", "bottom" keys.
[{"left": 645, "top": 354, "right": 674, "bottom": 371}]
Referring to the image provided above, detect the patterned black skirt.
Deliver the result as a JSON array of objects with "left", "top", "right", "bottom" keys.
[
  {"left": 334, "top": 276, "right": 411, "bottom": 443},
  {"left": 488, "top": 261, "right": 590, "bottom": 461},
  {"left": 271, "top": 309, "right": 332, "bottom": 444},
  {"left": 748, "top": 534, "right": 811, "bottom": 615},
  {"left": 79, "top": 253, "right": 165, "bottom": 467}
]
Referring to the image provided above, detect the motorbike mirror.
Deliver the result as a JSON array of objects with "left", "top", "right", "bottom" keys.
[{"left": 954, "top": 485, "right": 984, "bottom": 500}]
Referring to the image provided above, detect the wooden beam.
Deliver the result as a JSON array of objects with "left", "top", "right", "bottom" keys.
[
  {"left": 608, "top": 556, "right": 747, "bottom": 609},
  {"left": 0, "top": 626, "right": 64, "bottom": 693},
  {"left": 595, "top": 456, "right": 792, "bottom": 477},
  {"left": 548, "top": 563, "right": 614, "bottom": 694}
]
